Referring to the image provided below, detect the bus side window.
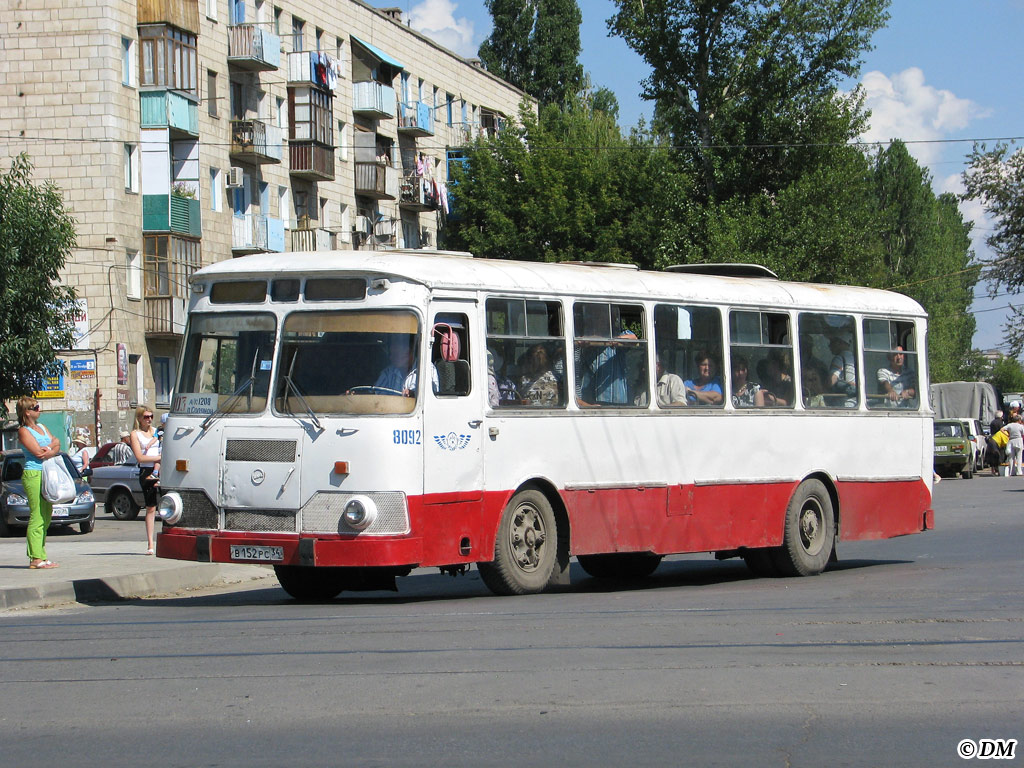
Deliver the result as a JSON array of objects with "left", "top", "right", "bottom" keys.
[
  {"left": 864, "top": 318, "right": 919, "bottom": 410},
  {"left": 433, "top": 314, "right": 471, "bottom": 397},
  {"left": 729, "top": 310, "right": 794, "bottom": 408},
  {"left": 797, "top": 313, "right": 858, "bottom": 409},
  {"left": 654, "top": 304, "right": 723, "bottom": 408}
]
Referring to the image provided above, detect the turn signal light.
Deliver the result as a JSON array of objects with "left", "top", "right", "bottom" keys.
[
  {"left": 334, "top": 461, "right": 350, "bottom": 475},
  {"left": 175, "top": 459, "right": 189, "bottom": 472}
]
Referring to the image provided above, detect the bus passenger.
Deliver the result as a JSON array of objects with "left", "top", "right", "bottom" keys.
[
  {"left": 518, "top": 344, "right": 560, "bottom": 406},
  {"left": 759, "top": 350, "right": 793, "bottom": 406},
  {"left": 877, "top": 346, "right": 916, "bottom": 407},
  {"left": 636, "top": 354, "right": 687, "bottom": 407},
  {"left": 577, "top": 331, "right": 635, "bottom": 406},
  {"left": 802, "top": 368, "right": 826, "bottom": 408},
  {"left": 731, "top": 355, "right": 765, "bottom": 408},
  {"left": 685, "top": 351, "right": 723, "bottom": 406},
  {"left": 828, "top": 335, "right": 857, "bottom": 396}
]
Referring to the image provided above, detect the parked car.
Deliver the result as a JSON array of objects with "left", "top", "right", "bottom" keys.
[
  {"left": 959, "top": 418, "right": 988, "bottom": 472},
  {"left": 934, "top": 419, "right": 972, "bottom": 479},
  {"left": 0, "top": 450, "right": 96, "bottom": 536},
  {"left": 89, "top": 441, "right": 120, "bottom": 468},
  {"left": 90, "top": 457, "right": 145, "bottom": 520}
]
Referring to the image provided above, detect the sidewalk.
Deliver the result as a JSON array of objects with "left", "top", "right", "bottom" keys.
[{"left": 0, "top": 536, "right": 274, "bottom": 611}]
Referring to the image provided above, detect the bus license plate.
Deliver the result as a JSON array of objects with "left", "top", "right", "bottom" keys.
[
  {"left": 935, "top": 445, "right": 949, "bottom": 452},
  {"left": 230, "top": 545, "right": 284, "bottom": 562}
]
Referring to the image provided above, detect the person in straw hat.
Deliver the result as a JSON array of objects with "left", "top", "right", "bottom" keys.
[{"left": 68, "top": 427, "right": 91, "bottom": 473}]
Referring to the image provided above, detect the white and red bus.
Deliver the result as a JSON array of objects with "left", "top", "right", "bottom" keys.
[{"left": 156, "top": 250, "right": 934, "bottom": 599}]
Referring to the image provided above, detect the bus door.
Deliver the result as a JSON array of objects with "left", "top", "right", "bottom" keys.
[{"left": 422, "top": 303, "right": 484, "bottom": 499}]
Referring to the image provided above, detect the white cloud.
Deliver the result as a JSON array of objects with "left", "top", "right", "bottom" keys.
[
  {"left": 941, "top": 173, "right": 990, "bottom": 257},
  {"left": 858, "top": 67, "right": 987, "bottom": 167},
  {"left": 407, "top": 0, "right": 479, "bottom": 58}
]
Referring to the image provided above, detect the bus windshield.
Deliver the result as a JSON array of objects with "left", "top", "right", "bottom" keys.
[
  {"left": 175, "top": 313, "right": 277, "bottom": 415},
  {"left": 274, "top": 310, "right": 421, "bottom": 415}
]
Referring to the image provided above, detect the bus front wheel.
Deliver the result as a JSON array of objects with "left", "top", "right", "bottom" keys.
[
  {"left": 478, "top": 489, "right": 558, "bottom": 596},
  {"left": 773, "top": 480, "right": 835, "bottom": 577},
  {"left": 274, "top": 565, "right": 348, "bottom": 601}
]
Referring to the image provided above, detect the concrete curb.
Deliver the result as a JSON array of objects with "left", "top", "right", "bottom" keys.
[{"left": 0, "top": 563, "right": 274, "bottom": 612}]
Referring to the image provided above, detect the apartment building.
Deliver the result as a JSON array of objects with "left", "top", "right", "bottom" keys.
[{"left": 0, "top": 0, "right": 529, "bottom": 445}]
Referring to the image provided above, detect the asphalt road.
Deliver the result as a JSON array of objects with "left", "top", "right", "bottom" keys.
[{"left": 2, "top": 475, "right": 1021, "bottom": 768}]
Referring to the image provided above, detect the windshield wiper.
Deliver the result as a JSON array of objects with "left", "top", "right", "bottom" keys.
[
  {"left": 281, "top": 348, "right": 323, "bottom": 432},
  {"left": 200, "top": 348, "right": 260, "bottom": 431}
]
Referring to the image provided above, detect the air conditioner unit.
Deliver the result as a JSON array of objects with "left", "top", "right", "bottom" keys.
[
  {"left": 354, "top": 215, "right": 371, "bottom": 235},
  {"left": 227, "top": 167, "right": 244, "bottom": 188}
]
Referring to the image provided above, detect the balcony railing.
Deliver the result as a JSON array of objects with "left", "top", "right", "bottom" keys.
[
  {"left": 289, "top": 142, "right": 334, "bottom": 180},
  {"left": 140, "top": 90, "right": 199, "bottom": 136},
  {"left": 142, "top": 194, "right": 202, "bottom": 237},
  {"left": 399, "top": 173, "right": 439, "bottom": 211},
  {"left": 353, "top": 81, "right": 395, "bottom": 119},
  {"left": 144, "top": 296, "right": 187, "bottom": 336},
  {"left": 354, "top": 162, "right": 398, "bottom": 199},
  {"left": 231, "top": 214, "right": 285, "bottom": 253},
  {"left": 398, "top": 102, "right": 434, "bottom": 137},
  {"left": 228, "top": 24, "right": 281, "bottom": 71},
  {"left": 286, "top": 51, "right": 338, "bottom": 91},
  {"left": 230, "top": 120, "right": 283, "bottom": 164},
  {"left": 290, "top": 227, "right": 334, "bottom": 252}
]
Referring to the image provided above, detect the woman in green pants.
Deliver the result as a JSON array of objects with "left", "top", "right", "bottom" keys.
[{"left": 17, "top": 395, "right": 62, "bottom": 569}]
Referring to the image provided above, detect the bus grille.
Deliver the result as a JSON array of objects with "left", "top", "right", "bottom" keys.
[
  {"left": 224, "top": 439, "right": 297, "bottom": 463},
  {"left": 224, "top": 509, "right": 297, "bottom": 533},
  {"left": 301, "top": 492, "right": 410, "bottom": 535},
  {"left": 175, "top": 489, "right": 219, "bottom": 530}
]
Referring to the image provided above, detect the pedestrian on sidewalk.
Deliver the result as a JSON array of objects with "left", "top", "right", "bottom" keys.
[
  {"left": 17, "top": 396, "right": 62, "bottom": 569},
  {"left": 131, "top": 405, "right": 161, "bottom": 555},
  {"left": 110, "top": 429, "right": 133, "bottom": 464},
  {"left": 1006, "top": 414, "right": 1024, "bottom": 476},
  {"left": 68, "top": 428, "right": 91, "bottom": 473}
]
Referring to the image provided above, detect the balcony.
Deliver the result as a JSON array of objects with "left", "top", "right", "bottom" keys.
[
  {"left": 353, "top": 81, "right": 395, "bottom": 119},
  {"left": 143, "top": 194, "right": 201, "bottom": 237},
  {"left": 140, "top": 90, "right": 199, "bottom": 136},
  {"left": 287, "top": 51, "right": 338, "bottom": 91},
  {"left": 231, "top": 214, "right": 285, "bottom": 254},
  {"left": 354, "top": 162, "right": 398, "bottom": 199},
  {"left": 399, "top": 174, "right": 439, "bottom": 211},
  {"left": 137, "top": 0, "right": 199, "bottom": 34},
  {"left": 230, "top": 120, "right": 283, "bottom": 164},
  {"left": 398, "top": 102, "right": 434, "bottom": 137},
  {"left": 289, "top": 142, "right": 334, "bottom": 181},
  {"left": 290, "top": 227, "right": 334, "bottom": 252},
  {"left": 228, "top": 24, "right": 281, "bottom": 71},
  {"left": 144, "top": 296, "right": 187, "bottom": 337}
]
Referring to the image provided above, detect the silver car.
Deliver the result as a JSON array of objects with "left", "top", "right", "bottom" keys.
[
  {"left": 0, "top": 450, "right": 96, "bottom": 536},
  {"left": 90, "top": 458, "right": 146, "bottom": 520}
]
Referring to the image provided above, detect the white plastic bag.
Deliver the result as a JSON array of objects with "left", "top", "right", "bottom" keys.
[{"left": 41, "top": 456, "right": 76, "bottom": 504}]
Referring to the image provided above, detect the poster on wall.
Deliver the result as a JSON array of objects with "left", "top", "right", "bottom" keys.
[
  {"left": 117, "top": 389, "right": 130, "bottom": 410},
  {"left": 72, "top": 299, "right": 90, "bottom": 350},
  {"left": 34, "top": 371, "right": 65, "bottom": 399},
  {"left": 70, "top": 359, "right": 95, "bottom": 379},
  {"left": 116, "top": 343, "right": 128, "bottom": 385}
]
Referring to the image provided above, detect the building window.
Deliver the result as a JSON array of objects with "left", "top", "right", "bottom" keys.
[
  {"left": 446, "top": 93, "right": 453, "bottom": 126},
  {"left": 124, "top": 143, "right": 138, "bottom": 192},
  {"left": 207, "top": 70, "right": 218, "bottom": 117},
  {"left": 129, "top": 354, "right": 141, "bottom": 408},
  {"left": 206, "top": 0, "right": 217, "bottom": 21},
  {"left": 126, "top": 249, "right": 142, "bottom": 300},
  {"left": 339, "top": 203, "right": 350, "bottom": 243},
  {"left": 143, "top": 235, "right": 201, "bottom": 301},
  {"left": 153, "top": 356, "right": 175, "bottom": 407},
  {"left": 273, "top": 6, "right": 282, "bottom": 34},
  {"left": 337, "top": 121, "right": 348, "bottom": 161},
  {"left": 122, "top": 37, "right": 135, "bottom": 86},
  {"left": 210, "top": 168, "right": 222, "bottom": 211},
  {"left": 291, "top": 16, "right": 304, "bottom": 53},
  {"left": 315, "top": 27, "right": 323, "bottom": 53},
  {"left": 289, "top": 86, "right": 332, "bottom": 144},
  {"left": 139, "top": 25, "right": 198, "bottom": 96},
  {"left": 278, "top": 185, "right": 290, "bottom": 225}
]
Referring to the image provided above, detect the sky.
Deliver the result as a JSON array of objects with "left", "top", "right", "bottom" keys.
[{"left": 372, "top": 0, "right": 1024, "bottom": 353}]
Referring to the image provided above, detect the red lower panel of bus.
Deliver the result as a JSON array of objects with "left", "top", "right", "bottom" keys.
[{"left": 157, "top": 478, "right": 931, "bottom": 567}]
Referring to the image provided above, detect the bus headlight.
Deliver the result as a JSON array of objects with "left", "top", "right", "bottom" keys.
[
  {"left": 342, "top": 496, "right": 377, "bottom": 530},
  {"left": 158, "top": 492, "right": 184, "bottom": 525}
]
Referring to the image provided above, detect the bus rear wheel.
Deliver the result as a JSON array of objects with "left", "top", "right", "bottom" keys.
[
  {"left": 478, "top": 489, "right": 557, "bottom": 596},
  {"left": 274, "top": 565, "right": 349, "bottom": 601},
  {"left": 577, "top": 552, "right": 662, "bottom": 580},
  {"left": 772, "top": 479, "right": 835, "bottom": 577}
]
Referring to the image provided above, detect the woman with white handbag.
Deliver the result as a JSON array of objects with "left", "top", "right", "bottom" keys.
[{"left": 17, "top": 395, "right": 62, "bottom": 569}]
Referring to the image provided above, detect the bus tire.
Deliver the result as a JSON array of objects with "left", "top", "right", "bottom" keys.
[
  {"left": 274, "top": 565, "right": 347, "bottom": 601},
  {"left": 742, "top": 548, "right": 782, "bottom": 577},
  {"left": 478, "top": 489, "right": 557, "bottom": 596},
  {"left": 772, "top": 479, "right": 835, "bottom": 577},
  {"left": 577, "top": 553, "right": 662, "bottom": 580}
]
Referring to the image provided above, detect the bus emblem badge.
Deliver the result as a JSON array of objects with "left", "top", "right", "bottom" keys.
[
  {"left": 433, "top": 432, "right": 472, "bottom": 451},
  {"left": 251, "top": 469, "right": 265, "bottom": 485}
]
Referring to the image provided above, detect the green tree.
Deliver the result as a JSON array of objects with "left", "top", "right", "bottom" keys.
[
  {"left": 531, "top": 0, "right": 584, "bottom": 106},
  {"left": 962, "top": 142, "right": 1024, "bottom": 353},
  {"left": 608, "top": 0, "right": 889, "bottom": 202},
  {"left": 987, "top": 355, "right": 1024, "bottom": 394},
  {"left": 443, "top": 96, "right": 669, "bottom": 266},
  {"left": 873, "top": 141, "right": 977, "bottom": 382},
  {"left": 479, "top": 0, "right": 535, "bottom": 93},
  {"left": 0, "top": 154, "right": 78, "bottom": 414}
]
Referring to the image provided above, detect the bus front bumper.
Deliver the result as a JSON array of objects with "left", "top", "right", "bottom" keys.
[{"left": 156, "top": 530, "right": 423, "bottom": 568}]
